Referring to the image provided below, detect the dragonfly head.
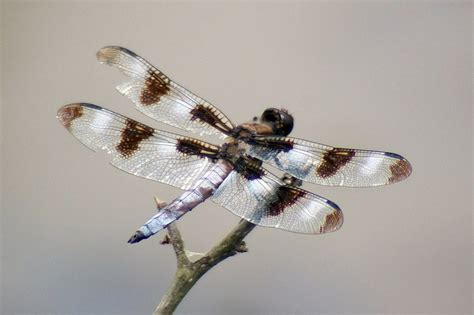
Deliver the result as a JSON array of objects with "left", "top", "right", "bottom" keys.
[{"left": 260, "top": 108, "right": 294, "bottom": 136}]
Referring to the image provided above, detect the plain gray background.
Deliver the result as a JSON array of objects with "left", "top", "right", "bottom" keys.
[{"left": 1, "top": 1, "right": 472, "bottom": 314}]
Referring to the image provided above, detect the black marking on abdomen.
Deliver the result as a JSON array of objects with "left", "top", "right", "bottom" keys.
[{"left": 116, "top": 119, "right": 154, "bottom": 158}]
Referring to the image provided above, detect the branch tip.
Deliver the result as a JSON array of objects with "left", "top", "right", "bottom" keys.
[
  {"left": 160, "top": 234, "right": 171, "bottom": 245},
  {"left": 154, "top": 196, "right": 167, "bottom": 210},
  {"left": 235, "top": 241, "right": 249, "bottom": 253}
]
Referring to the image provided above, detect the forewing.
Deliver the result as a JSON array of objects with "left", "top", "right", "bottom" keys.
[
  {"left": 97, "top": 46, "right": 235, "bottom": 138},
  {"left": 210, "top": 160, "right": 343, "bottom": 234},
  {"left": 57, "top": 103, "right": 220, "bottom": 190},
  {"left": 247, "top": 137, "right": 412, "bottom": 187}
]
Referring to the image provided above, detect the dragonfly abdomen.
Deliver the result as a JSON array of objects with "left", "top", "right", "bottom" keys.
[{"left": 128, "top": 160, "right": 234, "bottom": 243}]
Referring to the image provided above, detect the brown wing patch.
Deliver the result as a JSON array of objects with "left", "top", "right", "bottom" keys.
[
  {"left": 140, "top": 70, "right": 170, "bottom": 106},
  {"left": 190, "top": 104, "right": 232, "bottom": 135},
  {"left": 57, "top": 104, "right": 84, "bottom": 130},
  {"left": 388, "top": 159, "right": 412, "bottom": 183},
  {"left": 116, "top": 119, "right": 154, "bottom": 158},
  {"left": 316, "top": 148, "right": 355, "bottom": 178},
  {"left": 319, "top": 211, "right": 343, "bottom": 233},
  {"left": 176, "top": 138, "right": 219, "bottom": 160},
  {"left": 266, "top": 186, "right": 306, "bottom": 217}
]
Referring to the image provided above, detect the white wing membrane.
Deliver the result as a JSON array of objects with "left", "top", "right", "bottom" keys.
[
  {"left": 211, "top": 166, "right": 343, "bottom": 234},
  {"left": 57, "top": 103, "right": 219, "bottom": 190},
  {"left": 248, "top": 137, "right": 412, "bottom": 187},
  {"left": 97, "top": 46, "right": 235, "bottom": 138}
]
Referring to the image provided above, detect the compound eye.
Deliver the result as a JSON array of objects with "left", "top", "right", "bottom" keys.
[
  {"left": 274, "top": 110, "right": 294, "bottom": 136},
  {"left": 261, "top": 107, "right": 294, "bottom": 136},
  {"left": 275, "top": 116, "right": 294, "bottom": 136},
  {"left": 261, "top": 108, "right": 280, "bottom": 123}
]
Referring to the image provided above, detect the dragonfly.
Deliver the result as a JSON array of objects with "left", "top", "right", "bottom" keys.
[{"left": 57, "top": 46, "right": 412, "bottom": 244}]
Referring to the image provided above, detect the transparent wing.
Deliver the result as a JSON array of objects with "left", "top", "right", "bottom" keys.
[
  {"left": 97, "top": 46, "right": 235, "bottom": 138},
  {"left": 247, "top": 136, "right": 412, "bottom": 187},
  {"left": 57, "top": 103, "right": 220, "bottom": 190},
  {"left": 211, "top": 160, "right": 343, "bottom": 234}
]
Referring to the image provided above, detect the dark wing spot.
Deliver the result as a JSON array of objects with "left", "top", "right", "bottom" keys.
[
  {"left": 116, "top": 119, "right": 154, "bottom": 158},
  {"left": 57, "top": 104, "right": 84, "bottom": 130},
  {"left": 176, "top": 138, "right": 218, "bottom": 159},
  {"left": 388, "top": 159, "right": 412, "bottom": 183},
  {"left": 140, "top": 69, "right": 170, "bottom": 106},
  {"left": 316, "top": 148, "right": 355, "bottom": 178},
  {"left": 266, "top": 186, "right": 306, "bottom": 217},
  {"left": 190, "top": 104, "right": 232, "bottom": 134},
  {"left": 319, "top": 211, "right": 343, "bottom": 233}
]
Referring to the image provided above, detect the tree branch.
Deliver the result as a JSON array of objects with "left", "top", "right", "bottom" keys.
[
  {"left": 166, "top": 223, "right": 190, "bottom": 269},
  {"left": 151, "top": 173, "right": 302, "bottom": 314},
  {"left": 153, "top": 197, "right": 256, "bottom": 314},
  {"left": 155, "top": 197, "right": 189, "bottom": 268}
]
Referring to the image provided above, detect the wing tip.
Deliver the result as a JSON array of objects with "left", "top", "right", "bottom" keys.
[
  {"left": 57, "top": 102, "right": 104, "bottom": 127},
  {"left": 97, "top": 46, "right": 138, "bottom": 64},
  {"left": 57, "top": 103, "right": 85, "bottom": 130},
  {"left": 57, "top": 103, "right": 105, "bottom": 153},
  {"left": 388, "top": 156, "right": 413, "bottom": 184},
  {"left": 96, "top": 46, "right": 120, "bottom": 64},
  {"left": 325, "top": 198, "right": 341, "bottom": 211},
  {"left": 320, "top": 199, "right": 344, "bottom": 233},
  {"left": 56, "top": 103, "right": 103, "bottom": 154}
]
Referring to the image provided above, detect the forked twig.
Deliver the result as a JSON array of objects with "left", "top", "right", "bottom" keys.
[{"left": 153, "top": 198, "right": 256, "bottom": 314}]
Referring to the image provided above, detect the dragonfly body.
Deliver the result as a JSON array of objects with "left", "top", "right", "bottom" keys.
[
  {"left": 128, "top": 111, "right": 296, "bottom": 243},
  {"left": 57, "top": 47, "right": 412, "bottom": 243},
  {"left": 129, "top": 159, "right": 234, "bottom": 243}
]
